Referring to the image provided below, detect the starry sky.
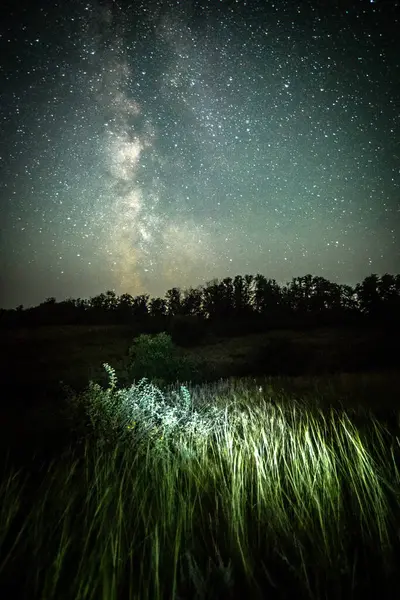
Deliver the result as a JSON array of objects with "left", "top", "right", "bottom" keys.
[{"left": 0, "top": 0, "right": 399, "bottom": 309}]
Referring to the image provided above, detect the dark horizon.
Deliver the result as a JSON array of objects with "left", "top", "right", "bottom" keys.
[
  {"left": 2, "top": 271, "right": 399, "bottom": 333},
  {"left": 2, "top": 269, "right": 397, "bottom": 312}
]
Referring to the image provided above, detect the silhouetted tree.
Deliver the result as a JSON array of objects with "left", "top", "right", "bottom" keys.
[
  {"left": 219, "top": 277, "right": 235, "bottom": 318},
  {"left": 233, "top": 274, "right": 254, "bottom": 317},
  {"left": 253, "top": 274, "right": 282, "bottom": 315},
  {"left": 2, "top": 270, "right": 399, "bottom": 331},
  {"left": 201, "top": 278, "right": 235, "bottom": 320},
  {"left": 165, "top": 287, "right": 183, "bottom": 316},
  {"left": 115, "top": 293, "right": 134, "bottom": 323},
  {"left": 90, "top": 293, "right": 107, "bottom": 310},
  {"left": 181, "top": 286, "right": 203, "bottom": 316},
  {"left": 201, "top": 279, "right": 221, "bottom": 320},
  {"left": 378, "top": 273, "right": 400, "bottom": 316},
  {"left": 338, "top": 284, "right": 359, "bottom": 313},
  {"left": 355, "top": 274, "right": 381, "bottom": 317},
  {"left": 131, "top": 294, "right": 149, "bottom": 320},
  {"left": 104, "top": 290, "right": 118, "bottom": 312},
  {"left": 308, "top": 277, "right": 338, "bottom": 312},
  {"left": 88, "top": 293, "right": 108, "bottom": 323},
  {"left": 148, "top": 297, "right": 167, "bottom": 318}
]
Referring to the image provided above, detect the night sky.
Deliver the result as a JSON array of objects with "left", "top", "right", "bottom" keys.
[{"left": 1, "top": 0, "right": 399, "bottom": 309}]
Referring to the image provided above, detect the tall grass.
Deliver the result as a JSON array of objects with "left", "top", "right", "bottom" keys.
[{"left": 1, "top": 370, "right": 400, "bottom": 599}]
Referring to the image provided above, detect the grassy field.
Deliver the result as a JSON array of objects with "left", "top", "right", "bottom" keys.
[
  {"left": 0, "top": 325, "right": 399, "bottom": 598},
  {"left": 1, "top": 373, "right": 400, "bottom": 599},
  {"left": 0, "top": 323, "right": 398, "bottom": 448}
]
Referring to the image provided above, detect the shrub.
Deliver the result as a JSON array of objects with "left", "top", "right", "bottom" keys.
[
  {"left": 127, "top": 331, "right": 213, "bottom": 387},
  {"left": 65, "top": 363, "right": 230, "bottom": 450}
]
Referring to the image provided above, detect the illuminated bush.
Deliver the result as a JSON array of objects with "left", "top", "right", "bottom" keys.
[{"left": 71, "top": 363, "right": 230, "bottom": 449}]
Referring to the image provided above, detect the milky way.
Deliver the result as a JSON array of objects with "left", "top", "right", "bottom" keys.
[{"left": 0, "top": 0, "right": 399, "bottom": 308}]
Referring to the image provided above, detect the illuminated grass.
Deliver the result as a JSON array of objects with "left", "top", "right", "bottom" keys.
[{"left": 1, "top": 370, "right": 400, "bottom": 599}]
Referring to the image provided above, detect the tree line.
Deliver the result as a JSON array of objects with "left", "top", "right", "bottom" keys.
[{"left": 1, "top": 272, "right": 399, "bottom": 335}]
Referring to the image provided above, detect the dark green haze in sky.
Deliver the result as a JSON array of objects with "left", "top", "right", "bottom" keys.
[{"left": 0, "top": 0, "right": 399, "bottom": 308}]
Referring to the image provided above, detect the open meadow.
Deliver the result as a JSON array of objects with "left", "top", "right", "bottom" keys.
[{"left": 0, "top": 325, "right": 399, "bottom": 599}]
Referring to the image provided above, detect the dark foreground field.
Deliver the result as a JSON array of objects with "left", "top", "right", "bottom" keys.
[
  {"left": 0, "top": 325, "right": 399, "bottom": 599},
  {"left": 0, "top": 321, "right": 398, "bottom": 403}
]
